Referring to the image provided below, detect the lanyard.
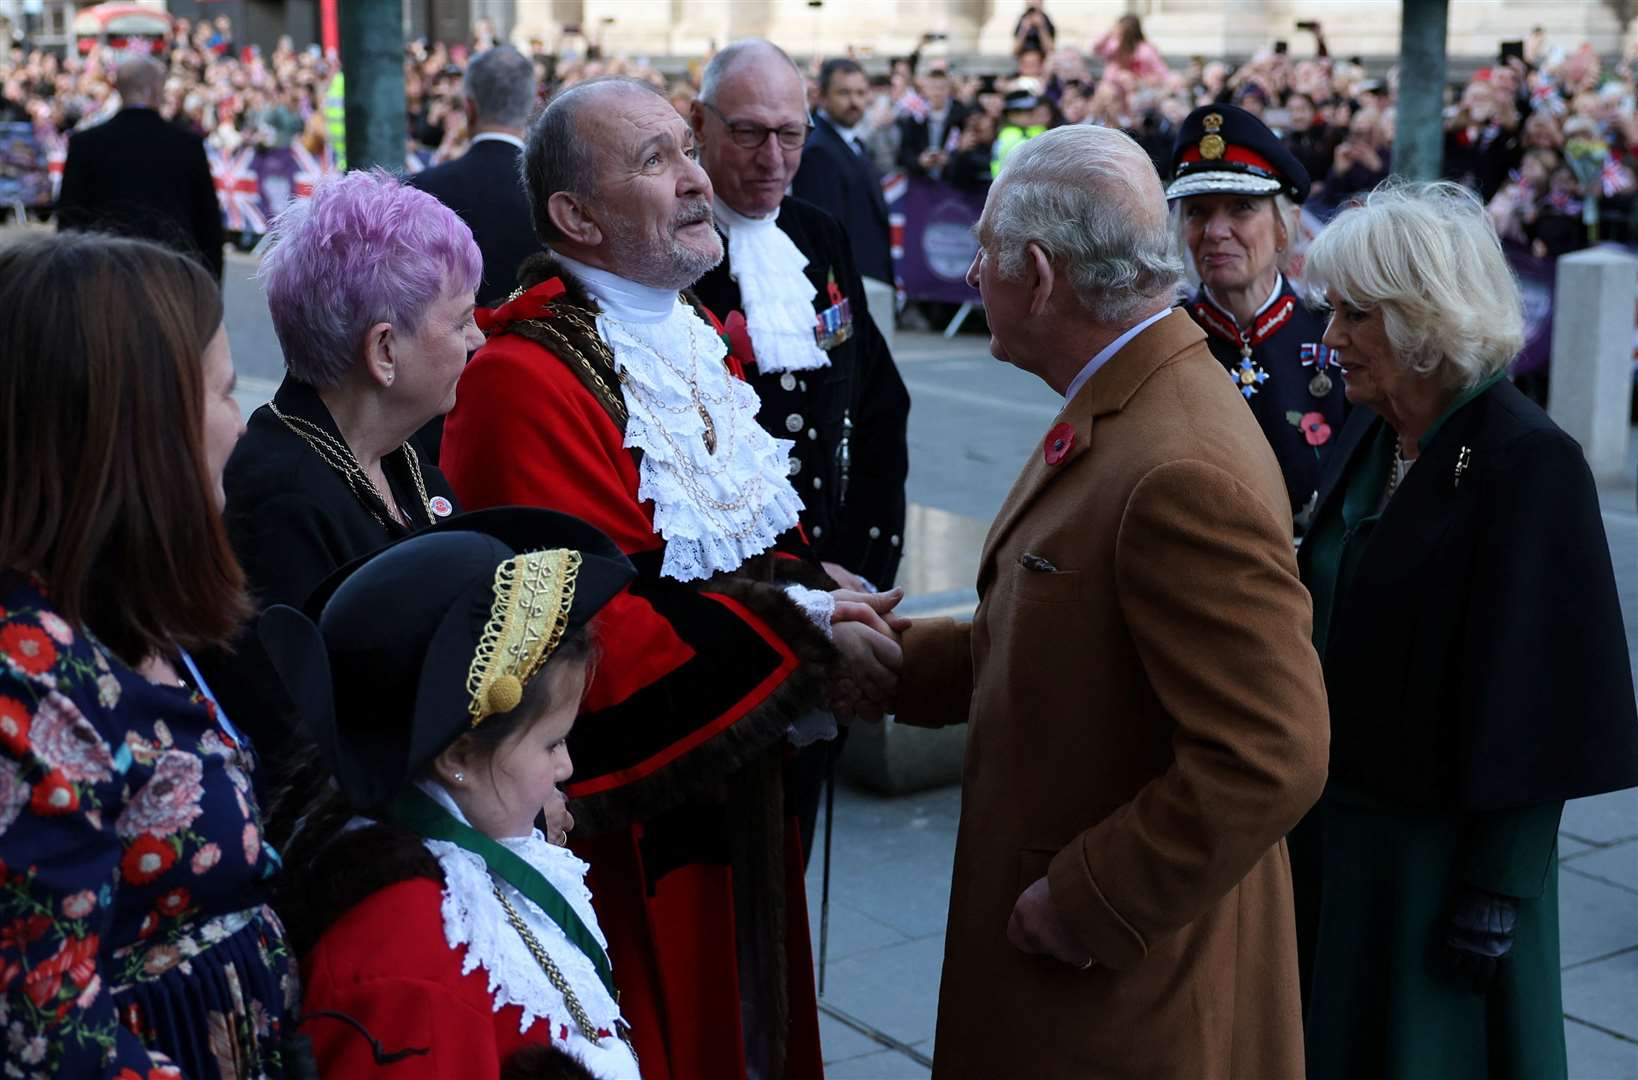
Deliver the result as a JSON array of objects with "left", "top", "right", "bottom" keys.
[{"left": 389, "top": 787, "right": 616, "bottom": 999}]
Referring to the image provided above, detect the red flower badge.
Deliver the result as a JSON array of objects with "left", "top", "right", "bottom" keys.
[
  {"left": 723, "top": 310, "right": 756, "bottom": 368},
  {"left": 1299, "top": 411, "right": 1332, "bottom": 447},
  {"left": 1043, "top": 422, "right": 1076, "bottom": 466},
  {"left": 30, "top": 769, "right": 78, "bottom": 815},
  {"left": 121, "top": 834, "right": 177, "bottom": 886},
  {"left": 474, "top": 277, "right": 567, "bottom": 335}
]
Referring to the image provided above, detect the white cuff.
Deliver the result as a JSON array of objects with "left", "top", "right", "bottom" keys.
[{"left": 783, "top": 583, "right": 837, "bottom": 638}]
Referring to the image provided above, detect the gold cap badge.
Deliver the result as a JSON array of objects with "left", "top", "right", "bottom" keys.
[
  {"left": 1200, "top": 134, "right": 1226, "bottom": 159},
  {"left": 1203, "top": 113, "right": 1224, "bottom": 132}
]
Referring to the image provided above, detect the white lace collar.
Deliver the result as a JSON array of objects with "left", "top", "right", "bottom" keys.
[
  {"left": 714, "top": 198, "right": 832, "bottom": 374},
  {"left": 413, "top": 781, "right": 641, "bottom": 1079},
  {"left": 555, "top": 258, "right": 806, "bottom": 582}
]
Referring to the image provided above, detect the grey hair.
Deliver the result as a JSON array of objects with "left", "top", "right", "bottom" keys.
[
  {"left": 1172, "top": 192, "right": 1303, "bottom": 285},
  {"left": 463, "top": 45, "right": 536, "bottom": 129},
  {"left": 521, "top": 77, "right": 667, "bottom": 244},
  {"left": 1305, "top": 180, "right": 1523, "bottom": 388},
  {"left": 699, "top": 39, "right": 803, "bottom": 106},
  {"left": 987, "top": 125, "right": 1184, "bottom": 324}
]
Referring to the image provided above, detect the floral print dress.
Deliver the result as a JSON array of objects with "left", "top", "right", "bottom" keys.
[{"left": 0, "top": 572, "right": 298, "bottom": 1079}]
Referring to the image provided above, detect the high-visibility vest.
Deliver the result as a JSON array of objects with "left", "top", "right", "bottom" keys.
[
  {"left": 324, "top": 71, "right": 346, "bottom": 170},
  {"left": 991, "top": 124, "right": 1047, "bottom": 178}
]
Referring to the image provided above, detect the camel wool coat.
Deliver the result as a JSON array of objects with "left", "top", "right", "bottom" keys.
[{"left": 898, "top": 310, "right": 1329, "bottom": 1079}]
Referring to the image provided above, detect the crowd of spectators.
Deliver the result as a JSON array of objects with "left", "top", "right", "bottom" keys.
[{"left": 5, "top": 4, "right": 1638, "bottom": 258}]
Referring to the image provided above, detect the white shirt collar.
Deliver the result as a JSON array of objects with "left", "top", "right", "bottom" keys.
[
  {"left": 468, "top": 131, "right": 525, "bottom": 151},
  {"left": 551, "top": 250, "right": 676, "bottom": 325},
  {"left": 1063, "top": 307, "right": 1174, "bottom": 404},
  {"left": 1204, "top": 274, "right": 1285, "bottom": 328},
  {"left": 822, "top": 110, "right": 865, "bottom": 146},
  {"left": 713, "top": 196, "right": 779, "bottom": 231}
]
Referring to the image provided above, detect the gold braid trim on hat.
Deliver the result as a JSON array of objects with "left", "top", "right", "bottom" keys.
[{"left": 465, "top": 549, "right": 582, "bottom": 725}]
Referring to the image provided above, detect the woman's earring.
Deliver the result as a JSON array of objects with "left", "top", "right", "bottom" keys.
[{"left": 453, "top": 771, "right": 464, "bottom": 783}]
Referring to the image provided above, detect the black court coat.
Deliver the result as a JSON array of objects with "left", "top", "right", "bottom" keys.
[
  {"left": 195, "top": 377, "right": 458, "bottom": 802},
  {"left": 407, "top": 136, "right": 539, "bottom": 308},
  {"left": 692, "top": 196, "right": 911, "bottom": 589},
  {"left": 1189, "top": 280, "right": 1350, "bottom": 527},
  {"left": 1299, "top": 379, "right": 1638, "bottom": 812},
  {"left": 790, "top": 114, "right": 893, "bottom": 284},
  {"left": 56, "top": 107, "right": 224, "bottom": 281}
]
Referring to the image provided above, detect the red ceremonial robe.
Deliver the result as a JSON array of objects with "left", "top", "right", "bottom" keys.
[{"left": 441, "top": 257, "right": 829, "bottom": 1080}]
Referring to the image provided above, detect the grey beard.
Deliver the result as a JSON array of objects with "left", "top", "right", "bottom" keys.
[{"left": 604, "top": 216, "right": 724, "bottom": 292}]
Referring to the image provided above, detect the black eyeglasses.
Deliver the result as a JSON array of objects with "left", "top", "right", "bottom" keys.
[{"left": 703, "top": 101, "right": 812, "bottom": 151}]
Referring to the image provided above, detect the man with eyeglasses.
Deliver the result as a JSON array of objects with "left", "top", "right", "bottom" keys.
[
  {"left": 791, "top": 57, "right": 896, "bottom": 345},
  {"left": 691, "top": 39, "right": 910, "bottom": 864}
]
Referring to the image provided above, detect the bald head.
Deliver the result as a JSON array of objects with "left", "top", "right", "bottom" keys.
[
  {"left": 699, "top": 39, "right": 804, "bottom": 107},
  {"left": 984, "top": 125, "right": 1182, "bottom": 324},
  {"left": 115, "top": 56, "right": 166, "bottom": 109},
  {"left": 522, "top": 77, "right": 670, "bottom": 243}
]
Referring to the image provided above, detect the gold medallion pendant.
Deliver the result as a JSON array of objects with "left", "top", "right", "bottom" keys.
[{"left": 699, "top": 404, "right": 718, "bottom": 455}]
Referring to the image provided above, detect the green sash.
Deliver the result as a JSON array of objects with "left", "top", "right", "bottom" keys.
[{"left": 390, "top": 787, "right": 616, "bottom": 999}]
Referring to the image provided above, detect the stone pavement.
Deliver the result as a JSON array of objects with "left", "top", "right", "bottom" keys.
[{"left": 806, "top": 389, "right": 1638, "bottom": 1078}]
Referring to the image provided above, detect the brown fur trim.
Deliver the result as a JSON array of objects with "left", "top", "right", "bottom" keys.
[
  {"left": 567, "top": 577, "right": 837, "bottom": 836},
  {"left": 500, "top": 1044, "right": 600, "bottom": 1080},
  {"left": 277, "top": 821, "right": 442, "bottom": 958}
]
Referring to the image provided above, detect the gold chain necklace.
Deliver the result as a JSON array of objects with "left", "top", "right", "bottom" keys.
[
  {"left": 522, "top": 308, "right": 629, "bottom": 424},
  {"left": 268, "top": 403, "right": 431, "bottom": 530},
  {"left": 600, "top": 311, "right": 726, "bottom": 455},
  {"left": 490, "top": 880, "right": 639, "bottom": 1065}
]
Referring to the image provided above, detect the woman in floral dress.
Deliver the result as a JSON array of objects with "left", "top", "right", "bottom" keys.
[{"left": 0, "top": 233, "right": 300, "bottom": 1079}]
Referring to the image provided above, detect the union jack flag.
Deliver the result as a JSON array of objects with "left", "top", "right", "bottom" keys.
[
  {"left": 1602, "top": 154, "right": 1633, "bottom": 198},
  {"left": 881, "top": 169, "right": 909, "bottom": 206},
  {"left": 209, "top": 145, "right": 265, "bottom": 234},
  {"left": 44, "top": 134, "right": 66, "bottom": 200},
  {"left": 1530, "top": 80, "right": 1566, "bottom": 116},
  {"left": 889, "top": 211, "right": 905, "bottom": 261},
  {"left": 290, "top": 141, "right": 334, "bottom": 198},
  {"left": 898, "top": 91, "right": 928, "bottom": 122}
]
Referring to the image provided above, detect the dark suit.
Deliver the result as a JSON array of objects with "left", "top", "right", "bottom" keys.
[
  {"left": 406, "top": 134, "right": 539, "bottom": 307},
  {"left": 56, "top": 107, "right": 223, "bottom": 281},
  {"left": 791, "top": 113, "right": 892, "bottom": 284},
  {"left": 895, "top": 102, "right": 972, "bottom": 177},
  {"left": 406, "top": 135, "right": 540, "bottom": 464}
]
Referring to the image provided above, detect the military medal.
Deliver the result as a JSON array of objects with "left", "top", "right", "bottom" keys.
[
  {"left": 1233, "top": 353, "right": 1269, "bottom": 398},
  {"left": 813, "top": 271, "right": 855, "bottom": 350},
  {"left": 1300, "top": 343, "right": 1337, "bottom": 398}
]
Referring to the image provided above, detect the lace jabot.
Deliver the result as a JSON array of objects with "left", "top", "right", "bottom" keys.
[
  {"left": 413, "top": 781, "right": 640, "bottom": 1079},
  {"left": 554, "top": 253, "right": 806, "bottom": 582},
  {"left": 714, "top": 199, "right": 831, "bottom": 374}
]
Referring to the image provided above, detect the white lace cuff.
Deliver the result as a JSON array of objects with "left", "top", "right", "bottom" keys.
[{"left": 783, "top": 583, "right": 836, "bottom": 637}]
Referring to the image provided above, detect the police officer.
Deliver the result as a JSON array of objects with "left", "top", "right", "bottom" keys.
[{"left": 1168, "top": 103, "right": 1348, "bottom": 531}]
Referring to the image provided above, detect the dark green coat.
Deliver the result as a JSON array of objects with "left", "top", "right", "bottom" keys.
[{"left": 1293, "top": 378, "right": 1638, "bottom": 1079}]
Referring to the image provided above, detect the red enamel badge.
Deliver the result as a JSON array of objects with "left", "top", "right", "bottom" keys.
[
  {"left": 1043, "top": 423, "right": 1075, "bottom": 466},
  {"left": 429, "top": 496, "right": 453, "bottom": 518}
]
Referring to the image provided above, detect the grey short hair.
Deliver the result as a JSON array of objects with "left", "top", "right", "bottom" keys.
[
  {"left": 464, "top": 45, "right": 536, "bottom": 129},
  {"left": 987, "top": 125, "right": 1184, "bottom": 324},
  {"left": 1305, "top": 180, "right": 1523, "bottom": 388},
  {"left": 699, "top": 39, "right": 803, "bottom": 106},
  {"left": 522, "top": 77, "right": 667, "bottom": 244}
]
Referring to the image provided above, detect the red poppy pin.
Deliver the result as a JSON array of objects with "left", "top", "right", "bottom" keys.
[
  {"left": 1288, "top": 410, "right": 1332, "bottom": 447},
  {"left": 826, "top": 270, "right": 845, "bottom": 307},
  {"left": 1043, "top": 422, "right": 1076, "bottom": 465},
  {"left": 428, "top": 496, "right": 453, "bottom": 518}
]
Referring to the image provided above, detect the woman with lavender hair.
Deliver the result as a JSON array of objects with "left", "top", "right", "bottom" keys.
[{"left": 196, "top": 169, "right": 484, "bottom": 811}]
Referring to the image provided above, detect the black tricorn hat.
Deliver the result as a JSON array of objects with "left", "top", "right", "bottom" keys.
[
  {"left": 258, "top": 508, "right": 635, "bottom": 813},
  {"left": 1167, "top": 102, "right": 1311, "bottom": 204}
]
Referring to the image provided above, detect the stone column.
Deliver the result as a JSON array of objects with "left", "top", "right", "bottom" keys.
[
  {"left": 1396, "top": 0, "right": 1448, "bottom": 182},
  {"left": 339, "top": 0, "right": 405, "bottom": 171},
  {"left": 1548, "top": 248, "right": 1638, "bottom": 482}
]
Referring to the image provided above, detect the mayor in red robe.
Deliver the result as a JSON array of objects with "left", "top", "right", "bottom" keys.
[{"left": 441, "top": 77, "right": 904, "bottom": 1080}]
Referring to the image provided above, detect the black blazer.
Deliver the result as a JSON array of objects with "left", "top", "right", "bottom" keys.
[
  {"left": 56, "top": 107, "right": 224, "bottom": 281},
  {"left": 692, "top": 196, "right": 911, "bottom": 587},
  {"left": 407, "top": 136, "right": 540, "bottom": 307},
  {"left": 195, "top": 377, "right": 458, "bottom": 803},
  {"left": 1299, "top": 381, "right": 1638, "bottom": 811},
  {"left": 791, "top": 114, "right": 892, "bottom": 284},
  {"left": 895, "top": 102, "right": 972, "bottom": 176}
]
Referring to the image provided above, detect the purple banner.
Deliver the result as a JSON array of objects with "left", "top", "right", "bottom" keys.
[
  {"left": 1507, "top": 247, "right": 1556, "bottom": 377},
  {"left": 887, "top": 173, "right": 983, "bottom": 305}
]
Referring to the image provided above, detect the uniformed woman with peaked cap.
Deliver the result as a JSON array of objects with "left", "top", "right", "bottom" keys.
[{"left": 1168, "top": 103, "right": 1349, "bottom": 532}]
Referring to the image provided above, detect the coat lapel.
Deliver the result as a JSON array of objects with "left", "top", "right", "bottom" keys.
[{"left": 977, "top": 310, "right": 1206, "bottom": 588}]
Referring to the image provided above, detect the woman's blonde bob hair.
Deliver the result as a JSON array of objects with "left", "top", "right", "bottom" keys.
[{"left": 1304, "top": 180, "right": 1524, "bottom": 388}]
